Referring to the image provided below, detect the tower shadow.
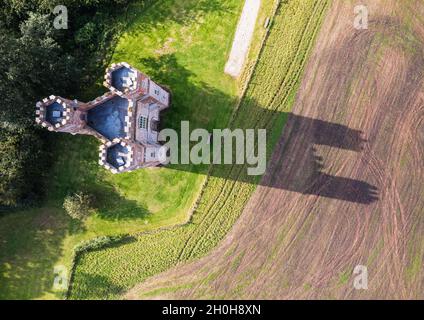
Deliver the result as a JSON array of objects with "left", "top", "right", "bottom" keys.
[
  {"left": 125, "top": 54, "right": 379, "bottom": 204},
  {"left": 263, "top": 113, "right": 378, "bottom": 204},
  {"left": 93, "top": 54, "right": 378, "bottom": 204}
]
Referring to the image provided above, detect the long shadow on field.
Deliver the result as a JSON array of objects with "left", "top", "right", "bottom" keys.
[
  {"left": 264, "top": 114, "right": 378, "bottom": 204},
  {"left": 140, "top": 54, "right": 378, "bottom": 205}
]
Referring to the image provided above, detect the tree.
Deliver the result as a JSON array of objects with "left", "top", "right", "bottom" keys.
[
  {"left": 0, "top": 3, "right": 130, "bottom": 208},
  {"left": 0, "top": 127, "right": 46, "bottom": 208},
  {"left": 0, "top": 13, "right": 79, "bottom": 129},
  {"left": 0, "top": 13, "right": 79, "bottom": 208},
  {"left": 63, "top": 192, "right": 94, "bottom": 220}
]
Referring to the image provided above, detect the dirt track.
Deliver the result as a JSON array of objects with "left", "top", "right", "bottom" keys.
[
  {"left": 224, "top": 0, "right": 261, "bottom": 77},
  {"left": 126, "top": 0, "right": 424, "bottom": 299}
]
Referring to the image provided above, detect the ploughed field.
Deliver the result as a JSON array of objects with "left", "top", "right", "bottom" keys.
[{"left": 126, "top": 0, "right": 424, "bottom": 299}]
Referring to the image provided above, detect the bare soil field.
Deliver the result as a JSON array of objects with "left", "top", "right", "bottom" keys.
[{"left": 126, "top": 0, "right": 424, "bottom": 299}]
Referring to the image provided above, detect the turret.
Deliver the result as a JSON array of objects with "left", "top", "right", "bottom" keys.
[
  {"left": 35, "top": 95, "right": 78, "bottom": 133},
  {"left": 98, "top": 138, "right": 165, "bottom": 174}
]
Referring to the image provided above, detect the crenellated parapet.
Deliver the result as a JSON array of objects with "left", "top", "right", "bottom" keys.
[
  {"left": 99, "top": 138, "right": 134, "bottom": 174},
  {"left": 86, "top": 91, "right": 115, "bottom": 108},
  {"left": 35, "top": 95, "right": 72, "bottom": 131},
  {"left": 103, "top": 62, "right": 139, "bottom": 96},
  {"left": 124, "top": 99, "right": 134, "bottom": 140}
]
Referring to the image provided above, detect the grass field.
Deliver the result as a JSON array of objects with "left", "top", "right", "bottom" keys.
[
  {"left": 0, "top": 0, "right": 243, "bottom": 299},
  {"left": 69, "top": 0, "right": 329, "bottom": 299}
]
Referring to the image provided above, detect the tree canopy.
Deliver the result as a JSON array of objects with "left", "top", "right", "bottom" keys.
[
  {"left": 0, "top": 13, "right": 79, "bottom": 129},
  {"left": 0, "top": 0, "right": 134, "bottom": 208}
]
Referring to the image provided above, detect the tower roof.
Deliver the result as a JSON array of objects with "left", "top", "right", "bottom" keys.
[
  {"left": 104, "top": 62, "right": 139, "bottom": 95},
  {"left": 98, "top": 139, "right": 134, "bottom": 174},
  {"left": 86, "top": 95, "right": 132, "bottom": 141},
  {"left": 35, "top": 96, "right": 72, "bottom": 131}
]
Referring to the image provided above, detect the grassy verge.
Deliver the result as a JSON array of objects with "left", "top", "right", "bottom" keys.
[
  {"left": 69, "top": 0, "right": 329, "bottom": 299},
  {"left": 0, "top": 0, "right": 242, "bottom": 299}
]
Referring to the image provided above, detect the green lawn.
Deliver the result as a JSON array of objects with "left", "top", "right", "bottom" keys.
[
  {"left": 69, "top": 0, "right": 329, "bottom": 300},
  {"left": 0, "top": 0, "right": 242, "bottom": 299}
]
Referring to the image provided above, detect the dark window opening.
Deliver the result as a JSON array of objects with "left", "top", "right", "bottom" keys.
[
  {"left": 139, "top": 116, "right": 148, "bottom": 129},
  {"left": 150, "top": 119, "right": 159, "bottom": 132}
]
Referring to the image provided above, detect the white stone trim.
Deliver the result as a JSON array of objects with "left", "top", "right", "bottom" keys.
[
  {"left": 124, "top": 100, "right": 134, "bottom": 139},
  {"left": 35, "top": 96, "right": 72, "bottom": 129},
  {"left": 103, "top": 62, "right": 139, "bottom": 94}
]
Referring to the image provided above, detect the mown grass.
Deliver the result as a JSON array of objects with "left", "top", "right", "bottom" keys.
[
  {"left": 69, "top": 0, "right": 329, "bottom": 299},
  {"left": 0, "top": 0, "right": 242, "bottom": 299}
]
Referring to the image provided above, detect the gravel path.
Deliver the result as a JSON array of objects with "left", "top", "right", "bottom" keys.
[{"left": 224, "top": 0, "right": 261, "bottom": 77}]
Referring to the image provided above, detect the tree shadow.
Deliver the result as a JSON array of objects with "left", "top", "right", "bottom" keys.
[
  {"left": 125, "top": 0, "right": 235, "bottom": 34},
  {"left": 46, "top": 133, "right": 151, "bottom": 221},
  {"left": 68, "top": 272, "right": 125, "bottom": 300},
  {"left": 68, "top": 217, "right": 87, "bottom": 235},
  {"left": 68, "top": 235, "right": 138, "bottom": 299},
  {"left": 140, "top": 53, "right": 379, "bottom": 205},
  {"left": 0, "top": 208, "right": 70, "bottom": 300},
  {"left": 89, "top": 183, "right": 150, "bottom": 221}
]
